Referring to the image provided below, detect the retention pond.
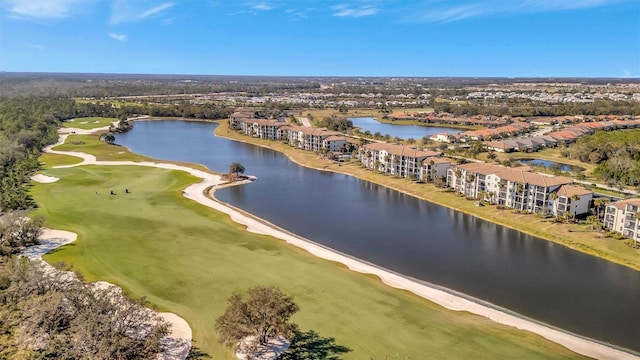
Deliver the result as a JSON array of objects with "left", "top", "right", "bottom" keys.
[{"left": 116, "top": 120, "right": 640, "bottom": 353}]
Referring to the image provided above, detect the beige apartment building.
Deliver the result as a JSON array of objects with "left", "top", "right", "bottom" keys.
[
  {"left": 358, "top": 143, "right": 441, "bottom": 179},
  {"left": 446, "top": 163, "right": 593, "bottom": 216},
  {"left": 604, "top": 198, "right": 640, "bottom": 241}
]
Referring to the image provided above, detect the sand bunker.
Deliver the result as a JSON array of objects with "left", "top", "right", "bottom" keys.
[
  {"left": 31, "top": 174, "right": 60, "bottom": 183},
  {"left": 21, "top": 229, "right": 192, "bottom": 360}
]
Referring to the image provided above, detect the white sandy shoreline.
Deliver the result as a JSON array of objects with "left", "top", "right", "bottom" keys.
[{"left": 33, "top": 124, "right": 639, "bottom": 360}]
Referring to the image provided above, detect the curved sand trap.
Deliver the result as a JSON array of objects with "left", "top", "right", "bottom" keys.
[
  {"left": 37, "top": 126, "right": 639, "bottom": 360},
  {"left": 22, "top": 228, "right": 192, "bottom": 360},
  {"left": 31, "top": 174, "right": 60, "bottom": 183}
]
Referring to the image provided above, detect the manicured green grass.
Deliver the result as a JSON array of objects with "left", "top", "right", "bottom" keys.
[
  {"left": 31, "top": 164, "right": 586, "bottom": 360},
  {"left": 52, "top": 134, "right": 212, "bottom": 172},
  {"left": 53, "top": 134, "right": 149, "bottom": 162},
  {"left": 38, "top": 152, "right": 83, "bottom": 167},
  {"left": 61, "top": 117, "right": 116, "bottom": 129}
]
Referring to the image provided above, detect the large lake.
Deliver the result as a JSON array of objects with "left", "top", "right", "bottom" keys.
[
  {"left": 117, "top": 120, "right": 640, "bottom": 353},
  {"left": 350, "top": 117, "right": 461, "bottom": 139}
]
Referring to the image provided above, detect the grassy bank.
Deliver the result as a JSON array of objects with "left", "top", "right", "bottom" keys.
[
  {"left": 30, "top": 138, "right": 587, "bottom": 359},
  {"left": 215, "top": 121, "right": 640, "bottom": 272}
]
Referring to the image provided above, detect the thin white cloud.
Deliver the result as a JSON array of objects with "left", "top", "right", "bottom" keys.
[
  {"left": 418, "top": 4, "right": 485, "bottom": 23},
  {"left": 408, "top": 0, "right": 632, "bottom": 23},
  {"left": 331, "top": 4, "right": 379, "bottom": 18},
  {"left": 110, "top": 1, "right": 175, "bottom": 24},
  {"left": 621, "top": 69, "right": 631, "bottom": 78},
  {"left": 139, "top": 2, "right": 175, "bottom": 19},
  {"left": 3, "top": 0, "right": 94, "bottom": 20},
  {"left": 252, "top": 3, "right": 273, "bottom": 11},
  {"left": 108, "top": 32, "right": 128, "bottom": 41},
  {"left": 27, "top": 44, "right": 45, "bottom": 50}
]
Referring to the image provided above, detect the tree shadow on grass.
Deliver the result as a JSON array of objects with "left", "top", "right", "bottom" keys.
[
  {"left": 279, "top": 329, "right": 351, "bottom": 360},
  {"left": 185, "top": 345, "right": 211, "bottom": 359}
]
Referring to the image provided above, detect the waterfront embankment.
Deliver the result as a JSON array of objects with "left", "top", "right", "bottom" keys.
[{"left": 213, "top": 120, "right": 640, "bottom": 272}]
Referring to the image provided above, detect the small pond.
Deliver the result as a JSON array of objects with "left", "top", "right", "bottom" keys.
[
  {"left": 350, "top": 117, "right": 461, "bottom": 140},
  {"left": 517, "top": 158, "right": 584, "bottom": 173}
]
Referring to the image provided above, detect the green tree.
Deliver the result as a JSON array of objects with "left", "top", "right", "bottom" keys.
[
  {"left": 549, "top": 192, "right": 559, "bottom": 220},
  {"left": 100, "top": 133, "right": 116, "bottom": 144},
  {"left": 515, "top": 183, "right": 525, "bottom": 211},
  {"left": 0, "top": 214, "right": 45, "bottom": 256},
  {"left": 229, "top": 162, "right": 246, "bottom": 176},
  {"left": 215, "top": 286, "right": 299, "bottom": 350}
]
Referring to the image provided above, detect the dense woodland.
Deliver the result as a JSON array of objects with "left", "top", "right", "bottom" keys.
[
  {"left": 562, "top": 130, "right": 640, "bottom": 187},
  {"left": 0, "top": 97, "right": 170, "bottom": 358}
]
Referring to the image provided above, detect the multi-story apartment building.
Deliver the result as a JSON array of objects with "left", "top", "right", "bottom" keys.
[
  {"left": 284, "top": 126, "right": 344, "bottom": 152},
  {"left": 358, "top": 143, "right": 440, "bottom": 179},
  {"left": 603, "top": 198, "right": 640, "bottom": 241},
  {"left": 238, "top": 119, "right": 287, "bottom": 140},
  {"left": 420, "top": 157, "right": 451, "bottom": 182},
  {"left": 229, "top": 113, "right": 348, "bottom": 153},
  {"left": 446, "top": 163, "right": 592, "bottom": 216}
]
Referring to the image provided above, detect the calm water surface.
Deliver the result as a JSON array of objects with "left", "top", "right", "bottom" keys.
[
  {"left": 350, "top": 117, "right": 461, "bottom": 139},
  {"left": 117, "top": 121, "right": 640, "bottom": 353},
  {"left": 518, "top": 158, "right": 584, "bottom": 173}
]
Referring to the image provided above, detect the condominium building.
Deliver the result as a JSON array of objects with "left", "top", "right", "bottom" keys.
[
  {"left": 604, "top": 198, "right": 640, "bottom": 241},
  {"left": 358, "top": 143, "right": 440, "bottom": 179},
  {"left": 420, "top": 157, "right": 451, "bottom": 182},
  {"left": 446, "top": 163, "right": 592, "bottom": 216},
  {"left": 229, "top": 113, "right": 347, "bottom": 153}
]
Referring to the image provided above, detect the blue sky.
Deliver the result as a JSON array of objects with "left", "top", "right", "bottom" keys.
[{"left": 1, "top": 0, "right": 639, "bottom": 77}]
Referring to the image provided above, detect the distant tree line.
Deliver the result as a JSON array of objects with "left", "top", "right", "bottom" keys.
[
  {"left": 0, "top": 98, "right": 70, "bottom": 212},
  {"left": 433, "top": 99, "right": 640, "bottom": 117},
  {"left": 109, "top": 101, "right": 233, "bottom": 120}
]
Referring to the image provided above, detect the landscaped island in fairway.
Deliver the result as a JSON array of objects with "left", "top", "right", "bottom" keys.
[{"left": 30, "top": 134, "right": 590, "bottom": 359}]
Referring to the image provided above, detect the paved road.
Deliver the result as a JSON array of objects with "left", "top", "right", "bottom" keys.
[{"left": 299, "top": 117, "right": 311, "bottom": 127}]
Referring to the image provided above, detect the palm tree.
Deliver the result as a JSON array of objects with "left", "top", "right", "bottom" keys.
[
  {"left": 633, "top": 212, "right": 640, "bottom": 248},
  {"left": 549, "top": 192, "right": 559, "bottom": 220},
  {"left": 453, "top": 169, "right": 463, "bottom": 192},
  {"left": 427, "top": 159, "right": 436, "bottom": 182},
  {"left": 593, "top": 198, "right": 610, "bottom": 220},
  {"left": 487, "top": 191, "right": 496, "bottom": 204},
  {"left": 465, "top": 173, "right": 476, "bottom": 197},
  {"left": 515, "top": 183, "right": 525, "bottom": 212},
  {"left": 571, "top": 194, "right": 580, "bottom": 221},
  {"left": 585, "top": 215, "right": 601, "bottom": 231},
  {"left": 391, "top": 157, "right": 400, "bottom": 176}
]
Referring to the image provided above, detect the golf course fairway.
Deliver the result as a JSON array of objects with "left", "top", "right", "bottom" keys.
[{"left": 30, "top": 145, "right": 588, "bottom": 359}]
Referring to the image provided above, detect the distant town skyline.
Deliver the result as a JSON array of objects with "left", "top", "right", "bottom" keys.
[{"left": 1, "top": 0, "right": 639, "bottom": 78}]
